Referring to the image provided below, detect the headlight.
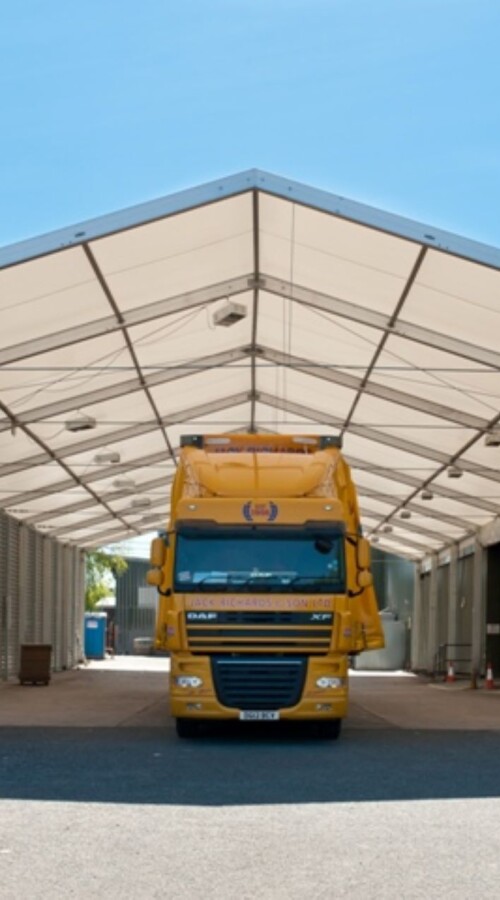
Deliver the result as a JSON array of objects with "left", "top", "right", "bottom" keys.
[
  {"left": 175, "top": 675, "right": 203, "bottom": 688},
  {"left": 316, "top": 676, "right": 343, "bottom": 689}
]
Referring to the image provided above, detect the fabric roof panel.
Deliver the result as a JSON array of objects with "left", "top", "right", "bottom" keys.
[
  {"left": 256, "top": 367, "right": 357, "bottom": 420},
  {"left": 343, "top": 432, "right": 438, "bottom": 477},
  {"left": 0, "top": 430, "right": 46, "bottom": 465},
  {"left": 0, "top": 247, "right": 111, "bottom": 345},
  {"left": 149, "top": 366, "right": 250, "bottom": 419},
  {"left": 90, "top": 195, "right": 253, "bottom": 312},
  {"left": 256, "top": 291, "right": 384, "bottom": 370},
  {"left": 377, "top": 335, "right": 499, "bottom": 422},
  {"left": 27, "top": 391, "right": 156, "bottom": 452},
  {"left": 259, "top": 195, "right": 421, "bottom": 316},
  {"left": 0, "top": 332, "right": 132, "bottom": 416},
  {"left": 352, "top": 393, "right": 477, "bottom": 456},
  {"left": 128, "top": 293, "right": 254, "bottom": 370},
  {"left": 402, "top": 250, "right": 500, "bottom": 353}
]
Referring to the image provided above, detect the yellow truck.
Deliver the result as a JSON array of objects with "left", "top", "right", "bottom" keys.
[{"left": 147, "top": 433, "right": 384, "bottom": 739}]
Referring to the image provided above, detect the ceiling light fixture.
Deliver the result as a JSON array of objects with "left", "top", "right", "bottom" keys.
[
  {"left": 421, "top": 489, "right": 433, "bottom": 500},
  {"left": 131, "top": 497, "right": 152, "bottom": 509},
  {"left": 382, "top": 524, "right": 393, "bottom": 533},
  {"left": 94, "top": 451, "right": 121, "bottom": 464},
  {"left": 113, "top": 478, "right": 135, "bottom": 491},
  {"left": 212, "top": 300, "right": 247, "bottom": 327},
  {"left": 447, "top": 465, "right": 463, "bottom": 479},
  {"left": 400, "top": 510, "right": 412, "bottom": 519},
  {"left": 485, "top": 428, "right": 500, "bottom": 447},
  {"left": 65, "top": 415, "right": 96, "bottom": 432}
]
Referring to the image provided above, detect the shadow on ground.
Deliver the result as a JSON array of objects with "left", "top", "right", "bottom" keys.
[{"left": 1, "top": 723, "right": 499, "bottom": 805}]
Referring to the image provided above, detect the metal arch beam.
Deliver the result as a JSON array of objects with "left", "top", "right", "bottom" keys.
[
  {"left": 259, "top": 345, "right": 490, "bottom": 431},
  {"left": 257, "top": 384, "right": 500, "bottom": 489},
  {"left": 0, "top": 398, "right": 140, "bottom": 538},
  {"left": 49, "top": 477, "right": 175, "bottom": 537},
  {"left": 25, "top": 462, "right": 175, "bottom": 524},
  {"left": 260, "top": 274, "right": 500, "bottom": 370},
  {"left": 0, "top": 275, "right": 254, "bottom": 366},
  {"left": 29, "top": 477, "right": 174, "bottom": 531},
  {"left": 342, "top": 246, "right": 428, "bottom": 434},
  {"left": 355, "top": 484, "right": 478, "bottom": 532},
  {"left": 4, "top": 169, "right": 500, "bottom": 270},
  {"left": 24, "top": 424, "right": 247, "bottom": 528},
  {"left": 342, "top": 457, "right": 500, "bottom": 515},
  {"left": 0, "top": 400, "right": 249, "bottom": 480},
  {"left": 258, "top": 392, "right": 500, "bottom": 514},
  {"left": 0, "top": 346, "right": 249, "bottom": 434},
  {"left": 77, "top": 526, "right": 139, "bottom": 548},
  {"left": 1, "top": 392, "right": 250, "bottom": 510},
  {"left": 82, "top": 243, "right": 177, "bottom": 463},
  {"left": 80, "top": 523, "right": 167, "bottom": 548},
  {"left": 249, "top": 191, "right": 260, "bottom": 432},
  {"left": 361, "top": 504, "right": 458, "bottom": 542},
  {"left": 372, "top": 532, "right": 431, "bottom": 553}
]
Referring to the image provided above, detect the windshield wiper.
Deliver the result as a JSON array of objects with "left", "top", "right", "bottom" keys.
[
  {"left": 286, "top": 575, "right": 337, "bottom": 591},
  {"left": 191, "top": 576, "right": 230, "bottom": 591}
]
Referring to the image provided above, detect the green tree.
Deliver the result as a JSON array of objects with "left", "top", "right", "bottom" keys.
[{"left": 85, "top": 550, "right": 128, "bottom": 611}]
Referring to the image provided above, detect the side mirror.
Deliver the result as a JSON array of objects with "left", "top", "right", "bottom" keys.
[
  {"left": 358, "top": 537, "right": 371, "bottom": 570},
  {"left": 146, "top": 569, "right": 163, "bottom": 587},
  {"left": 358, "top": 570, "right": 373, "bottom": 588},
  {"left": 150, "top": 537, "right": 167, "bottom": 567}
]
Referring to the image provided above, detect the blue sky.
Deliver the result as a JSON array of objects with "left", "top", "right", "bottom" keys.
[{"left": 1, "top": 0, "right": 500, "bottom": 248}]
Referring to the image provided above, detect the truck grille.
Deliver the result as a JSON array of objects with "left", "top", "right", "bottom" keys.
[
  {"left": 185, "top": 611, "right": 333, "bottom": 652},
  {"left": 211, "top": 656, "right": 307, "bottom": 710}
]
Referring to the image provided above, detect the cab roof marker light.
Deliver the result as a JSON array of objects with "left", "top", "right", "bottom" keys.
[
  {"left": 292, "top": 436, "right": 318, "bottom": 445},
  {"left": 205, "top": 437, "right": 231, "bottom": 445}
]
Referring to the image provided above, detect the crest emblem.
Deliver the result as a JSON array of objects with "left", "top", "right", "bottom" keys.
[{"left": 242, "top": 501, "right": 278, "bottom": 522}]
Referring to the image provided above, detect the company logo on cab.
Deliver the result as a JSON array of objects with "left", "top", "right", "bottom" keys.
[{"left": 242, "top": 501, "right": 278, "bottom": 522}]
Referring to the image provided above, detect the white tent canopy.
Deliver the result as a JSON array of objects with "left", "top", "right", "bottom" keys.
[{"left": 1, "top": 169, "right": 500, "bottom": 559}]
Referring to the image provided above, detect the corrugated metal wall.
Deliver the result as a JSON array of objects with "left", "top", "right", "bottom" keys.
[
  {"left": 115, "top": 558, "right": 156, "bottom": 654},
  {"left": 417, "top": 572, "right": 431, "bottom": 671},
  {"left": 0, "top": 511, "right": 85, "bottom": 681},
  {"left": 437, "top": 564, "right": 450, "bottom": 648},
  {"left": 371, "top": 548, "right": 415, "bottom": 667}
]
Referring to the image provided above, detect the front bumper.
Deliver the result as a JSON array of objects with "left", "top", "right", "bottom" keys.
[{"left": 169, "top": 654, "right": 349, "bottom": 720}]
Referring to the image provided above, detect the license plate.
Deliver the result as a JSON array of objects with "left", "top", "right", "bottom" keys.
[{"left": 239, "top": 711, "right": 280, "bottom": 721}]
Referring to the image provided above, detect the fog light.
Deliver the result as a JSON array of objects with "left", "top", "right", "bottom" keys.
[
  {"left": 316, "top": 703, "right": 333, "bottom": 712},
  {"left": 187, "top": 703, "right": 203, "bottom": 711},
  {"left": 175, "top": 676, "right": 203, "bottom": 688},
  {"left": 316, "top": 676, "right": 343, "bottom": 689}
]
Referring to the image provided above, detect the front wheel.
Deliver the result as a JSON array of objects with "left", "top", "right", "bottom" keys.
[
  {"left": 176, "top": 717, "right": 202, "bottom": 739},
  {"left": 314, "top": 718, "right": 342, "bottom": 740}
]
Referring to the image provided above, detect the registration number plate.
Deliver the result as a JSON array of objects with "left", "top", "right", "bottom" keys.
[{"left": 239, "top": 711, "right": 280, "bottom": 721}]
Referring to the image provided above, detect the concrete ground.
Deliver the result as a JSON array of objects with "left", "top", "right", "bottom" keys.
[
  {"left": 1, "top": 661, "right": 500, "bottom": 900},
  {"left": 1, "top": 657, "right": 500, "bottom": 730}
]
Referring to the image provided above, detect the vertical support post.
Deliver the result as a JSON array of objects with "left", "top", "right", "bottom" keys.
[
  {"left": 471, "top": 538, "right": 486, "bottom": 676},
  {"left": 18, "top": 525, "right": 28, "bottom": 646},
  {"left": 447, "top": 544, "right": 459, "bottom": 651},
  {"left": 411, "top": 562, "right": 422, "bottom": 670},
  {"left": 427, "top": 554, "right": 439, "bottom": 674}
]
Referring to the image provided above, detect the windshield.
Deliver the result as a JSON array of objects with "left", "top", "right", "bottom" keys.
[{"left": 174, "top": 528, "right": 345, "bottom": 593}]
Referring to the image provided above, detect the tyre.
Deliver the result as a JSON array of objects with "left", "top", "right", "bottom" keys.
[
  {"left": 176, "top": 717, "right": 202, "bottom": 739},
  {"left": 314, "top": 718, "right": 342, "bottom": 740}
]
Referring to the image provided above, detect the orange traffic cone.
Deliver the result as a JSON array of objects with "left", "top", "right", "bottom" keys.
[
  {"left": 485, "top": 662, "right": 495, "bottom": 690},
  {"left": 445, "top": 660, "right": 456, "bottom": 683}
]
